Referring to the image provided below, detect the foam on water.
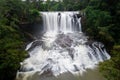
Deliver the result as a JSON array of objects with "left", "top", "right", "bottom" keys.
[{"left": 16, "top": 12, "right": 110, "bottom": 79}]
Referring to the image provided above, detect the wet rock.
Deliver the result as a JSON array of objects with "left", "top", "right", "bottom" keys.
[
  {"left": 76, "top": 14, "right": 82, "bottom": 18},
  {"left": 20, "top": 67, "right": 34, "bottom": 72},
  {"left": 67, "top": 48, "right": 74, "bottom": 59},
  {"left": 55, "top": 34, "right": 73, "bottom": 48},
  {"left": 28, "top": 41, "right": 43, "bottom": 51},
  {"left": 41, "top": 69, "right": 53, "bottom": 77},
  {"left": 58, "top": 13, "right": 61, "bottom": 16},
  {"left": 74, "top": 65, "right": 79, "bottom": 71}
]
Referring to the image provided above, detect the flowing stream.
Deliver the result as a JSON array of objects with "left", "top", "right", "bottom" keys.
[{"left": 16, "top": 11, "right": 110, "bottom": 80}]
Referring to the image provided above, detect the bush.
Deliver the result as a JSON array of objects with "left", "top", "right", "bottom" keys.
[
  {"left": 99, "top": 45, "right": 120, "bottom": 80},
  {"left": 0, "top": 25, "right": 27, "bottom": 80}
]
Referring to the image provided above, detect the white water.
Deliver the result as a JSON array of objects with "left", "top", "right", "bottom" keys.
[
  {"left": 16, "top": 11, "right": 110, "bottom": 80},
  {"left": 41, "top": 12, "right": 81, "bottom": 34}
]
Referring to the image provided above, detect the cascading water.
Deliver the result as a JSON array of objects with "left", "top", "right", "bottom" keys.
[
  {"left": 16, "top": 11, "right": 110, "bottom": 80},
  {"left": 41, "top": 12, "right": 82, "bottom": 34}
]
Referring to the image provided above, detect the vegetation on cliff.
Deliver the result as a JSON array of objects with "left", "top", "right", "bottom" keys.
[
  {"left": 84, "top": 0, "right": 120, "bottom": 80},
  {"left": 0, "top": 0, "right": 40, "bottom": 80}
]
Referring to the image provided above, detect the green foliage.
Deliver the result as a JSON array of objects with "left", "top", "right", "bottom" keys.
[
  {"left": 85, "top": 0, "right": 120, "bottom": 80},
  {"left": 85, "top": 7, "right": 111, "bottom": 28},
  {"left": 85, "top": 0, "right": 120, "bottom": 47},
  {"left": 0, "top": 0, "right": 41, "bottom": 79},
  {"left": 0, "top": 24, "right": 27, "bottom": 80},
  {"left": 99, "top": 45, "right": 120, "bottom": 80},
  {"left": 28, "top": 9, "right": 40, "bottom": 23},
  {"left": 0, "top": 0, "right": 38, "bottom": 80},
  {"left": 85, "top": 6, "right": 114, "bottom": 48},
  {"left": 0, "top": 0, "right": 40, "bottom": 25},
  {"left": 34, "top": 0, "right": 87, "bottom": 11}
]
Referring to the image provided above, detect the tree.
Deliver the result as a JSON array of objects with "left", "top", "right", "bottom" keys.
[
  {"left": 85, "top": 0, "right": 120, "bottom": 80},
  {"left": 0, "top": 0, "right": 40, "bottom": 80},
  {"left": 99, "top": 45, "right": 120, "bottom": 80}
]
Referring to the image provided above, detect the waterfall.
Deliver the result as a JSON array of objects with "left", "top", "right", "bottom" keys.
[
  {"left": 41, "top": 12, "right": 81, "bottom": 34},
  {"left": 16, "top": 11, "right": 110, "bottom": 80}
]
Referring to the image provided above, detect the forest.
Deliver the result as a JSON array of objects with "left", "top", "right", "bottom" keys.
[{"left": 0, "top": 0, "right": 120, "bottom": 80}]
